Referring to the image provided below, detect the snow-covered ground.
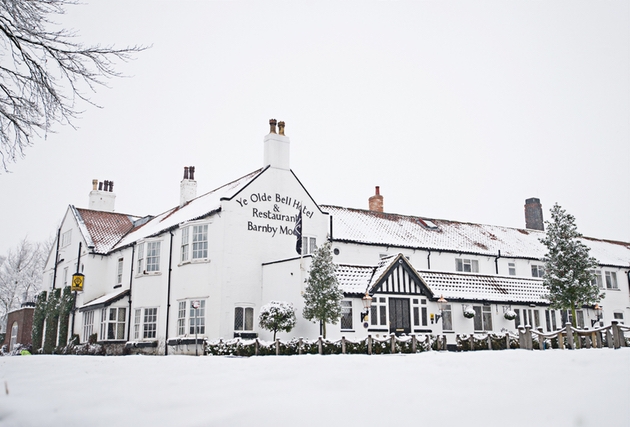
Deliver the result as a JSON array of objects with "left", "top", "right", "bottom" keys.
[{"left": 1, "top": 349, "right": 628, "bottom": 427}]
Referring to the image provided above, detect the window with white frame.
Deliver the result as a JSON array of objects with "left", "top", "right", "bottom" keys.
[
  {"left": 10, "top": 322, "right": 18, "bottom": 351},
  {"left": 591, "top": 270, "right": 603, "bottom": 289},
  {"left": 370, "top": 297, "right": 387, "bottom": 327},
  {"left": 100, "top": 307, "right": 127, "bottom": 340},
  {"left": 442, "top": 304, "right": 453, "bottom": 330},
  {"left": 545, "top": 309, "right": 558, "bottom": 331},
  {"left": 605, "top": 271, "right": 618, "bottom": 289},
  {"left": 576, "top": 310, "right": 585, "bottom": 329},
  {"left": 531, "top": 265, "right": 545, "bottom": 278},
  {"left": 340, "top": 301, "right": 353, "bottom": 330},
  {"left": 116, "top": 258, "right": 123, "bottom": 286},
  {"left": 137, "top": 244, "right": 144, "bottom": 273},
  {"left": 134, "top": 307, "right": 158, "bottom": 339},
  {"left": 508, "top": 262, "right": 516, "bottom": 276},
  {"left": 189, "top": 300, "right": 205, "bottom": 334},
  {"left": 83, "top": 310, "right": 95, "bottom": 343},
  {"left": 473, "top": 306, "right": 493, "bottom": 331},
  {"left": 234, "top": 306, "right": 254, "bottom": 332},
  {"left": 61, "top": 230, "right": 72, "bottom": 248},
  {"left": 181, "top": 224, "right": 209, "bottom": 262},
  {"left": 177, "top": 301, "right": 187, "bottom": 335},
  {"left": 302, "top": 236, "right": 317, "bottom": 255},
  {"left": 613, "top": 312, "right": 624, "bottom": 324},
  {"left": 63, "top": 267, "right": 69, "bottom": 286},
  {"left": 146, "top": 241, "right": 161, "bottom": 272},
  {"left": 412, "top": 298, "right": 428, "bottom": 327},
  {"left": 456, "top": 258, "right": 479, "bottom": 273}
]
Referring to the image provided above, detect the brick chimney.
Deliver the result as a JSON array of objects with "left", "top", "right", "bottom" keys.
[
  {"left": 89, "top": 179, "right": 116, "bottom": 212},
  {"left": 524, "top": 198, "right": 544, "bottom": 231},
  {"left": 369, "top": 186, "right": 383, "bottom": 212},
  {"left": 180, "top": 166, "right": 197, "bottom": 207},
  {"left": 264, "top": 118, "right": 290, "bottom": 170}
]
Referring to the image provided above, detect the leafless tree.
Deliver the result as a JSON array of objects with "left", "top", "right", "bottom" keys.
[
  {"left": 0, "top": 0, "right": 146, "bottom": 171},
  {"left": 0, "top": 238, "right": 47, "bottom": 331}
]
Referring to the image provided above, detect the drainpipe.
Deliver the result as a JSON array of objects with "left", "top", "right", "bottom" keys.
[
  {"left": 126, "top": 243, "right": 136, "bottom": 342},
  {"left": 70, "top": 242, "right": 82, "bottom": 343},
  {"left": 165, "top": 231, "right": 174, "bottom": 355},
  {"left": 427, "top": 249, "right": 432, "bottom": 270},
  {"left": 51, "top": 227, "right": 61, "bottom": 289},
  {"left": 494, "top": 250, "right": 501, "bottom": 274}
]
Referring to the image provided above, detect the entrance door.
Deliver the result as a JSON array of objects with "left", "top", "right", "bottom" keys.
[{"left": 389, "top": 298, "right": 411, "bottom": 335}]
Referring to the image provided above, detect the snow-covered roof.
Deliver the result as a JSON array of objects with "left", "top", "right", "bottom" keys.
[
  {"left": 336, "top": 264, "right": 376, "bottom": 295},
  {"left": 323, "top": 206, "right": 630, "bottom": 267},
  {"left": 417, "top": 270, "right": 548, "bottom": 304},
  {"left": 72, "top": 207, "right": 142, "bottom": 254},
  {"left": 78, "top": 288, "right": 130, "bottom": 312},
  {"left": 114, "top": 168, "right": 264, "bottom": 249}
]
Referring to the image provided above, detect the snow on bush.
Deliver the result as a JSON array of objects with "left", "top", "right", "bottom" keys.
[{"left": 258, "top": 301, "right": 296, "bottom": 340}]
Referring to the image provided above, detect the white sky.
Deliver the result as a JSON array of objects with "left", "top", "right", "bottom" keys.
[{"left": 1, "top": 0, "right": 628, "bottom": 255}]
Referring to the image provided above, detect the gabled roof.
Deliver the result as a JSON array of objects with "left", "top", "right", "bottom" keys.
[
  {"left": 323, "top": 205, "right": 630, "bottom": 267},
  {"left": 71, "top": 207, "right": 142, "bottom": 254},
  {"left": 338, "top": 253, "right": 548, "bottom": 304},
  {"left": 114, "top": 168, "right": 265, "bottom": 249},
  {"left": 416, "top": 270, "right": 548, "bottom": 304}
]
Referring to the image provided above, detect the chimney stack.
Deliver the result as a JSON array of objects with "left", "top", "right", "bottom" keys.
[
  {"left": 89, "top": 179, "right": 116, "bottom": 212},
  {"left": 369, "top": 186, "right": 384, "bottom": 212},
  {"left": 180, "top": 165, "right": 198, "bottom": 207},
  {"left": 264, "top": 118, "right": 290, "bottom": 170},
  {"left": 524, "top": 198, "right": 544, "bottom": 231}
]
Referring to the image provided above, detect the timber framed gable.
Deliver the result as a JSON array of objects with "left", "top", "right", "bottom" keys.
[{"left": 368, "top": 254, "right": 434, "bottom": 298}]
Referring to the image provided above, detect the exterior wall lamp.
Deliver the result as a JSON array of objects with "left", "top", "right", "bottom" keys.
[
  {"left": 433, "top": 295, "right": 448, "bottom": 323},
  {"left": 591, "top": 304, "right": 603, "bottom": 327},
  {"left": 361, "top": 293, "right": 373, "bottom": 322}
]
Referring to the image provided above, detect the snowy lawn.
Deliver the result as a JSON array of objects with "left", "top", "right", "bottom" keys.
[{"left": 1, "top": 348, "right": 628, "bottom": 427}]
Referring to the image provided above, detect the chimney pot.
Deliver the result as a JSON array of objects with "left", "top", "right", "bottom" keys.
[
  {"left": 98, "top": 182, "right": 103, "bottom": 191},
  {"left": 109, "top": 181, "right": 114, "bottom": 192},
  {"left": 190, "top": 166, "right": 195, "bottom": 180},
  {"left": 269, "top": 119, "right": 277, "bottom": 134},
  {"left": 92, "top": 179, "right": 98, "bottom": 191},
  {"left": 369, "top": 186, "right": 384, "bottom": 212},
  {"left": 184, "top": 166, "right": 189, "bottom": 180},
  {"left": 278, "top": 121, "right": 285, "bottom": 136}
]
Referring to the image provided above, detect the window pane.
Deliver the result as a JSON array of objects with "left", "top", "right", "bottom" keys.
[
  {"left": 421, "top": 307, "right": 427, "bottom": 326},
  {"left": 442, "top": 310, "right": 452, "bottom": 330},
  {"left": 370, "top": 305, "right": 377, "bottom": 325},
  {"left": 245, "top": 308, "right": 254, "bottom": 331},
  {"left": 473, "top": 306, "right": 482, "bottom": 330},
  {"left": 413, "top": 307, "right": 419, "bottom": 326},
  {"left": 341, "top": 301, "right": 352, "bottom": 330},
  {"left": 483, "top": 310, "right": 493, "bottom": 331},
  {"left": 234, "top": 307, "right": 243, "bottom": 331},
  {"left": 379, "top": 304, "right": 387, "bottom": 325}
]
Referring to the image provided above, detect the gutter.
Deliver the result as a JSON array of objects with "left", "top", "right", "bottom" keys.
[{"left": 51, "top": 227, "right": 61, "bottom": 289}]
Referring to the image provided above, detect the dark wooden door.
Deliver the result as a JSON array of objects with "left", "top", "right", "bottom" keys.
[{"left": 389, "top": 298, "right": 411, "bottom": 335}]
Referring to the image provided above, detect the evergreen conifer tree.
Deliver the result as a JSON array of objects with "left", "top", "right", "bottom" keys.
[
  {"left": 302, "top": 241, "right": 343, "bottom": 338},
  {"left": 540, "top": 203, "right": 601, "bottom": 327}
]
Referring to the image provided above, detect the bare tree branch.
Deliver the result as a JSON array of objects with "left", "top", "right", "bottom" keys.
[{"left": 0, "top": 0, "right": 147, "bottom": 171}]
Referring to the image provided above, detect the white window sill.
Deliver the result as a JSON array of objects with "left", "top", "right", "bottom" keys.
[
  {"left": 136, "top": 271, "right": 162, "bottom": 277},
  {"left": 178, "top": 258, "right": 210, "bottom": 266}
]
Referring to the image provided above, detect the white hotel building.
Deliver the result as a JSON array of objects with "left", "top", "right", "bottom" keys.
[{"left": 43, "top": 120, "right": 630, "bottom": 354}]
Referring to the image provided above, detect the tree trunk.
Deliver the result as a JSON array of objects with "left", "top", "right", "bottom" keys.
[{"left": 322, "top": 322, "right": 327, "bottom": 339}]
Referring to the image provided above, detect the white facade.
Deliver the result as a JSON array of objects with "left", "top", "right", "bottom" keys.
[{"left": 41, "top": 122, "right": 630, "bottom": 354}]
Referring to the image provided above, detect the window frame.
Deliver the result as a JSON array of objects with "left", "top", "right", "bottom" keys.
[
  {"left": 301, "top": 236, "right": 317, "bottom": 255},
  {"left": 116, "top": 258, "right": 124, "bottom": 287},
  {"left": 472, "top": 305, "right": 493, "bottom": 331},
  {"left": 137, "top": 240, "right": 162, "bottom": 275},
  {"left": 442, "top": 304, "right": 453, "bottom": 331},
  {"left": 340, "top": 300, "right": 353, "bottom": 331},
  {"left": 508, "top": 262, "right": 516, "bottom": 276},
  {"left": 100, "top": 306, "right": 127, "bottom": 341},
  {"left": 234, "top": 305, "right": 255, "bottom": 332},
  {"left": 455, "top": 258, "right": 479, "bottom": 273},
  {"left": 180, "top": 223, "right": 210, "bottom": 263},
  {"left": 133, "top": 307, "right": 158, "bottom": 340},
  {"left": 531, "top": 264, "right": 545, "bottom": 278},
  {"left": 61, "top": 229, "right": 72, "bottom": 248},
  {"left": 10, "top": 321, "right": 18, "bottom": 351},
  {"left": 370, "top": 297, "right": 387, "bottom": 327},
  {"left": 82, "top": 310, "right": 95, "bottom": 343},
  {"left": 605, "top": 271, "right": 618, "bottom": 290}
]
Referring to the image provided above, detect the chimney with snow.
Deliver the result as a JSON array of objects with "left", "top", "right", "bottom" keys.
[
  {"left": 89, "top": 179, "right": 116, "bottom": 212},
  {"left": 369, "top": 186, "right": 384, "bottom": 212},
  {"left": 264, "top": 118, "right": 290, "bottom": 170},
  {"left": 180, "top": 166, "right": 197, "bottom": 207},
  {"left": 524, "top": 198, "right": 544, "bottom": 231}
]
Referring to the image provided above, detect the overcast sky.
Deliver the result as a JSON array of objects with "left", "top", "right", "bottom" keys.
[{"left": 0, "top": 0, "right": 628, "bottom": 256}]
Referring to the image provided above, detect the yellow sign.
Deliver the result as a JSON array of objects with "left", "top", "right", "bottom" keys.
[{"left": 71, "top": 273, "right": 84, "bottom": 292}]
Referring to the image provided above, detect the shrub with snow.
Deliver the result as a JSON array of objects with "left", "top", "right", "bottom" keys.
[{"left": 258, "top": 301, "right": 296, "bottom": 341}]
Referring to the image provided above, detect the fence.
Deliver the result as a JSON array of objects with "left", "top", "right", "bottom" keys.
[{"left": 205, "top": 321, "right": 628, "bottom": 356}]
